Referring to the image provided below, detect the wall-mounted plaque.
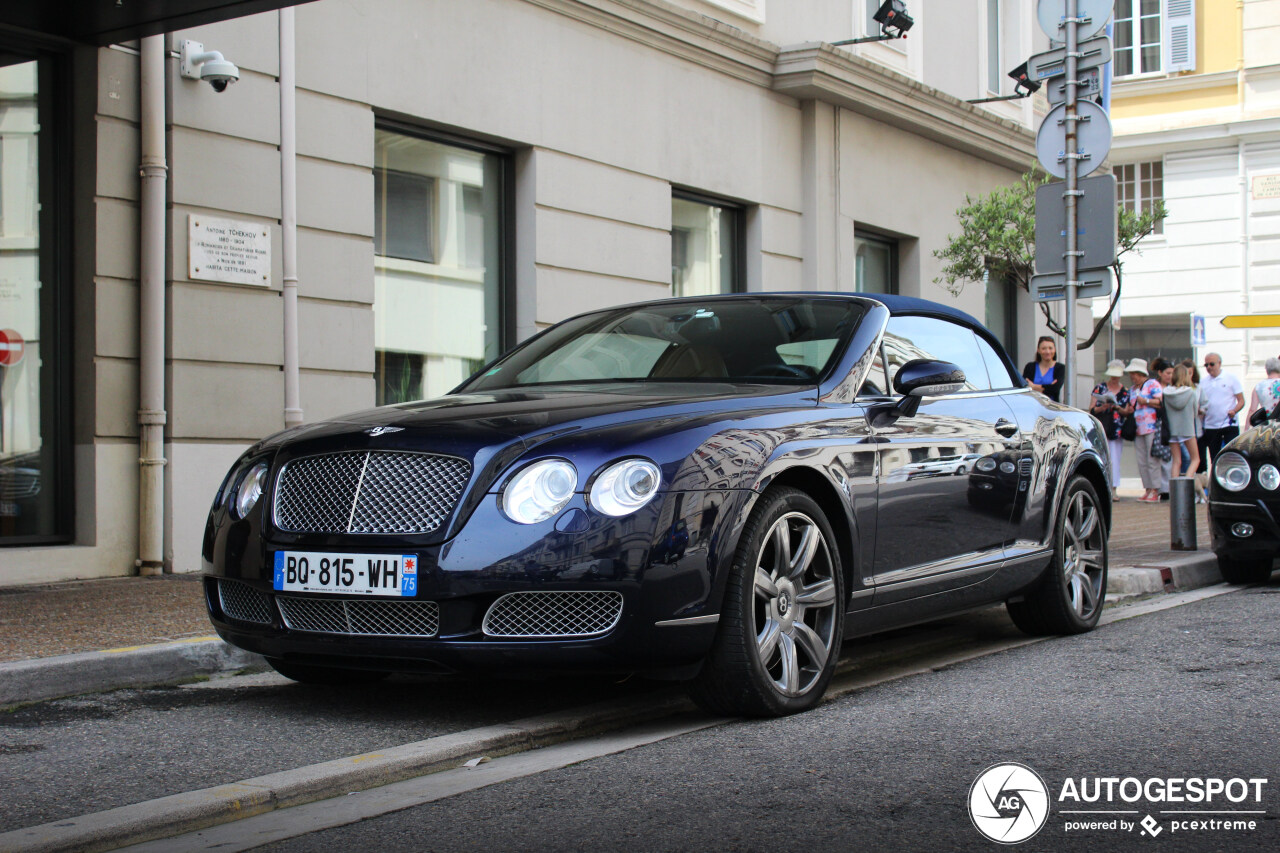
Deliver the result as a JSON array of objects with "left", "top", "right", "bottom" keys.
[
  {"left": 188, "top": 214, "right": 271, "bottom": 285},
  {"left": 1253, "top": 174, "right": 1280, "bottom": 201}
]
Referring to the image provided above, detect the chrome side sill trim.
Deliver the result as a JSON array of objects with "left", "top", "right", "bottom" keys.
[{"left": 655, "top": 614, "right": 720, "bottom": 627}]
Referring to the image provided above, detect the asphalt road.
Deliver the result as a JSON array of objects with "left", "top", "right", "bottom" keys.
[{"left": 247, "top": 584, "right": 1280, "bottom": 853}]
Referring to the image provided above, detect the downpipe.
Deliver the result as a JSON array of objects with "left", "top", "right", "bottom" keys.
[
  {"left": 137, "top": 35, "right": 168, "bottom": 576},
  {"left": 280, "top": 8, "right": 303, "bottom": 429}
]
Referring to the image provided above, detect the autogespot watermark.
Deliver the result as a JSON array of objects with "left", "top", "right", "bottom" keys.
[{"left": 967, "top": 764, "right": 1270, "bottom": 844}]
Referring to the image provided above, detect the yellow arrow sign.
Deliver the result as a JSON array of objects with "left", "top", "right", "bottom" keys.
[{"left": 1221, "top": 314, "right": 1280, "bottom": 329}]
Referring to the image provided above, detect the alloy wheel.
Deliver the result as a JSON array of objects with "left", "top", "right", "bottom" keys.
[
  {"left": 752, "top": 512, "right": 839, "bottom": 698},
  {"left": 1062, "top": 489, "right": 1105, "bottom": 620}
]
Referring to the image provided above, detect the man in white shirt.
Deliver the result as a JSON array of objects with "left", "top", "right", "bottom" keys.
[{"left": 1201, "top": 352, "right": 1244, "bottom": 464}]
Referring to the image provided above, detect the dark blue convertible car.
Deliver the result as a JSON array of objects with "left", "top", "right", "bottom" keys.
[{"left": 204, "top": 293, "right": 1111, "bottom": 716}]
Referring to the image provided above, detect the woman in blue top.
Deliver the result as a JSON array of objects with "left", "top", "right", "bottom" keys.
[{"left": 1023, "top": 336, "right": 1065, "bottom": 402}]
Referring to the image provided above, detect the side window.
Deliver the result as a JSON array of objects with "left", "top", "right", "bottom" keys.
[
  {"left": 882, "top": 316, "right": 990, "bottom": 393},
  {"left": 975, "top": 335, "right": 1018, "bottom": 390}
]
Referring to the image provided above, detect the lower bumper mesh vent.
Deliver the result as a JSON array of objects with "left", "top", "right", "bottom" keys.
[
  {"left": 276, "top": 596, "right": 440, "bottom": 637},
  {"left": 218, "top": 579, "right": 273, "bottom": 625},
  {"left": 482, "top": 590, "right": 623, "bottom": 638}
]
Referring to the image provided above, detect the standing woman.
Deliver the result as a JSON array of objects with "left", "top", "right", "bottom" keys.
[
  {"left": 1023, "top": 336, "right": 1065, "bottom": 402},
  {"left": 1090, "top": 359, "right": 1132, "bottom": 500},
  {"left": 1163, "top": 364, "right": 1202, "bottom": 494},
  {"left": 1127, "top": 358, "right": 1164, "bottom": 502}
]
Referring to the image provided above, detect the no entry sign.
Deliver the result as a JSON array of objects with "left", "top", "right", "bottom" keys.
[{"left": 0, "top": 329, "right": 25, "bottom": 366}]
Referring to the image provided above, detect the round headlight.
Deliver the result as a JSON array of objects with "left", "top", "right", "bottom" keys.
[
  {"left": 999, "top": 461, "right": 1017, "bottom": 474},
  {"left": 1259, "top": 464, "right": 1280, "bottom": 491},
  {"left": 1214, "top": 452, "right": 1252, "bottom": 492},
  {"left": 975, "top": 457, "right": 997, "bottom": 472},
  {"left": 233, "top": 462, "right": 269, "bottom": 519},
  {"left": 502, "top": 459, "right": 577, "bottom": 524},
  {"left": 590, "top": 459, "right": 661, "bottom": 517}
]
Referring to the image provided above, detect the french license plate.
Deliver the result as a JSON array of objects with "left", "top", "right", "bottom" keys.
[{"left": 273, "top": 551, "right": 418, "bottom": 596}]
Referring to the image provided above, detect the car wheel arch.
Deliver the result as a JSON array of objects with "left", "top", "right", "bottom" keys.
[
  {"left": 741, "top": 466, "right": 858, "bottom": 608},
  {"left": 1068, "top": 454, "right": 1112, "bottom": 533}
]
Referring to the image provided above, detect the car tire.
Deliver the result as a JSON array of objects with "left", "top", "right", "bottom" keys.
[
  {"left": 266, "top": 658, "right": 391, "bottom": 685},
  {"left": 1217, "top": 555, "right": 1274, "bottom": 585},
  {"left": 690, "top": 487, "right": 845, "bottom": 717},
  {"left": 1007, "top": 476, "right": 1108, "bottom": 636}
]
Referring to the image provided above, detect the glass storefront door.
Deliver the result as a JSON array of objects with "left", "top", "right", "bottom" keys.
[{"left": 1, "top": 56, "right": 66, "bottom": 543}]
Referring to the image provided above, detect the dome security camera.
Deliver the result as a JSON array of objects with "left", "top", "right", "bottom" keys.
[{"left": 179, "top": 40, "right": 240, "bottom": 93}]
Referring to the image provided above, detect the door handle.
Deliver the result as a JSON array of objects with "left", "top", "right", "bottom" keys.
[{"left": 994, "top": 419, "right": 1019, "bottom": 438}]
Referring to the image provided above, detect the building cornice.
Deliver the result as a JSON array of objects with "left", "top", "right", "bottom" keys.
[
  {"left": 521, "top": 0, "right": 779, "bottom": 87},
  {"left": 1112, "top": 115, "right": 1280, "bottom": 154},
  {"left": 771, "top": 44, "right": 1036, "bottom": 172},
  {"left": 520, "top": 2, "right": 1036, "bottom": 171},
  {"left": 1113, "top": 68, "right": 1238, "bottom": 99}
]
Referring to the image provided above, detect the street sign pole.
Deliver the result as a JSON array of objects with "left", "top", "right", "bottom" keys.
[{"left": 1063, "top": 0, "right": 1080, "bottom": 407}]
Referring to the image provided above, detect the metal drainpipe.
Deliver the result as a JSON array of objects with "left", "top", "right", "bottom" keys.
[
  {"left": 280, "top": 8, "right": 303, "bottom": 428},
  {"left": 137, "top": 35, "right": 168, "bottom": 576}
]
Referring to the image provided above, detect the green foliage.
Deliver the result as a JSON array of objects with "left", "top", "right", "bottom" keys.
[
  {"left": 934, "top": 172, "right": 1044, "bottom": 297},
  {"left": 932, "top": 170, "right": 1167, "bottom": 297}
]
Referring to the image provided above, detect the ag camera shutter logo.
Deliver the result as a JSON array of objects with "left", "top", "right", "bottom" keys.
[{"left": 969, "top": 763, "right": 1051, "bottom": 844}]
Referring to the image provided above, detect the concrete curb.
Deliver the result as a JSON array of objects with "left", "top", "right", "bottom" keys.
[
  {"left": 0, "top": 638, "right": 266, "bottom": 708},
  {"left": 0, "top": 692, "right": 693, "bottom": 853},
  {"left": 1108, "top": 550, "right": 1223, "bottom": 600}
]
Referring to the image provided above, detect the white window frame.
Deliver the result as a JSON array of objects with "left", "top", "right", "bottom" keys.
[
  {"left": 1114, "top": 160, "right": 1165, "bottom": 237},
  {"left": 701, "top": 0, "right": 765, "bottom": 25},
  {"left": 985, "top": 0, "right": 1002, "bottom": 95},
  {"left": 1115, "top": 0, "right": 1197, "bottom": 79}
]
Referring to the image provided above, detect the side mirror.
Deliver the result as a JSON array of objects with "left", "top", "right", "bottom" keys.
[
  {"left": 1250, "top": 407, "right": 1268, "bottom": 427},
  {"left": 889, "top": 359, "right": 965, "bottom": 419}
]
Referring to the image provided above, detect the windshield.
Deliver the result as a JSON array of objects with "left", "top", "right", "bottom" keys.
[{"left": 459, "top": 298, "right": 864, "bottom": 391}]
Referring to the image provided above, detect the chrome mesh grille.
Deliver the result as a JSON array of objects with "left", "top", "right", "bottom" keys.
[
  {"left": 276, "top": 596, "right": 440, "bottom": 637},
  {"left": 217, "top": 579, "right": 273, "bottom": 625},
  {"left": 483, "top": 591, "right": 624, "bottom": 638},
  {"left": 273, "top": 451, "right": 471, "bottom": 535},
  {"left": 1019, "top": 458, "right": 1033, "bottom": 476}
]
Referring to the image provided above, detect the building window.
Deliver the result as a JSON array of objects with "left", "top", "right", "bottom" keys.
[
  {"left": 986, "top": 0, "right": 1002, "bottom": 94},
  {"left": 374, "top": 128, "right": 507, "bottom": 405},
  {"left": 672, "top": 194, "right": 741, "bottom": 297},
  {"left": 855, "top": 231, "right": 897, "bottom": 294},
  {"left": 1114, "top": 0, "right": 1162, "bottom": 77},
  {"left": 1114, "top": 161, "right": 1164, "bottom": 236},
  {"left": 0, "top": 52, "right": 71, "bottom": 545}
]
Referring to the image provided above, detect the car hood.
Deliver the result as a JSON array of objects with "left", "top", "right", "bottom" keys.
[
  {"left": 1226, "top": 421, "right": 1280, "bottom": 457},
  {"left": 255, "top": 383, "right": 812, "bottom": 457}
]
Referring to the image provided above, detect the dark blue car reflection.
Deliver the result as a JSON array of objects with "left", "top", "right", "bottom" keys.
[{"left": 204, "top": 294, "right": 1112, "bottom": 717}]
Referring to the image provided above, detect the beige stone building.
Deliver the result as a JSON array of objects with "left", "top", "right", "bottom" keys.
[{"left": 0, "top": 0, "right": 1058, "bottom": 585}]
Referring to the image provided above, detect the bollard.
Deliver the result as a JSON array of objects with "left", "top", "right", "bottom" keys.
[{"left": 1170, "top": 476, "right": 1197, "bottom": 551}]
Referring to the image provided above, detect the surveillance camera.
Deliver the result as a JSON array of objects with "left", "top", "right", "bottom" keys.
[
  {"left": 200, "top": 58, "right": 240, "bottom": 92},
  {"left": 179, "top": 40, "right": 240, "bottom": 94}
]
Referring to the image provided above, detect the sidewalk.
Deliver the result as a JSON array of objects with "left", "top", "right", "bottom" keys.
[{"left": 0, "top": 489, "right": 1222, "bottom": 705}]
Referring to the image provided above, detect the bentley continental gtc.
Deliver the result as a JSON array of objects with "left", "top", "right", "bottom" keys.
[{"left": 204, "top": 294, "right": 1112, "bottom": 717}]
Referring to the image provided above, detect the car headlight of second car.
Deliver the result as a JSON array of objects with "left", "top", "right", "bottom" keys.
[
  {"left": 1214, "top": 452, "right": 1251, "bottom": 492},
  {"left": 502, "top": 459, "right": 578, "bottom": 524},
  {"left": 1258, "top": 463, "right": 1280, "bottom": 491},
  {"left": 590, "top": 459, "right": 661, "bottom": 517}
]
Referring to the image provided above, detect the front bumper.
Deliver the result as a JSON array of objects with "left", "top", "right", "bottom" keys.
[
  {"left": 1209, "top": 497, "right": 1280, "bottom": 561},
  {"left": 203, "top": 489, "right": 747, "bottom": 673}
]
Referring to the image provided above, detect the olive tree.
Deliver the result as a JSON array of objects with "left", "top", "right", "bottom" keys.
[{"left": 932, "top": 171, "right": 1167, "bottom": 349}]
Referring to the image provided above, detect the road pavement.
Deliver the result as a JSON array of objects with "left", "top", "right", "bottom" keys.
[{"left": 245, "top": 583, "right": 1280, "bottom": 852}]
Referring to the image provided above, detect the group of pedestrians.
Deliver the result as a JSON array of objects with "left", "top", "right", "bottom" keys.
[{"left": 1086, "top": 352, "right": 1249, "bottom": 503}]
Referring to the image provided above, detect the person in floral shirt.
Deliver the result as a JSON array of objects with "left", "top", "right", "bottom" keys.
[
  {"left": 1090, "top": 359, "right": 1132, "bottom": 501},
  {"left": 1247, "top": 357, "right": 1280, "bottom": 424},
  {"left": 1127, "top": 357, "right": 1165, "bottom": 503}
]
